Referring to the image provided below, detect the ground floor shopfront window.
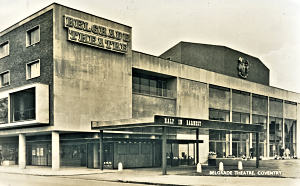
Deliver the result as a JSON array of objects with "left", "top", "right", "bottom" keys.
[
  {"left": 232, "top": 132, "right": 249, "bottom": 158},
  {"left": 252, "top": 133, "right": 266, "bottom": 157},
  {"left": 61, "top": 143, "right": 87, "bottom": 167},
  {"left": 209, "top": 130, "right": 266, "bottom": 158},
  {"left": 209, "top": 130, "right": 228, "bottom": 158},
  {"left": 27, "top": 142, "right": 51, "bottom": 166},
  {"left": 269, "top": 117, "right": 283, "bottom": 157},
  {"left": 0, "top": 143, "right": 18, "bottom": 164},
  {"left": 284, "top": 119, "right": 296, "bottom": 157}
]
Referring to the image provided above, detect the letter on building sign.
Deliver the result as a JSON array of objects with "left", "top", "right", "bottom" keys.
[
  {"left": 164, "top": 118, "right": 174, "bottom": 125},
  {"left": 64, "top": 15, "right": 130, "bottom": 54}
]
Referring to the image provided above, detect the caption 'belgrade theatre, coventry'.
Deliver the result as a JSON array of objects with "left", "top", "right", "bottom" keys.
[{"left": 0, "top": 3, "right": 299, "bottom": 174}]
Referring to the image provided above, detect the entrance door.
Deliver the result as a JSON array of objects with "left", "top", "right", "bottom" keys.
[{"left": 30, "top": 143, "right": 51, "bottom": 166}]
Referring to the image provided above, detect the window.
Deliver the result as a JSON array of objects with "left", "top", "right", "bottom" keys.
[
  {"left": 0, "top": 98, "right": 8, "bottom": 124},
  {"left": 209, "top": 109, "right": 229, "bottom": 121},
  {"left": 269, "top": 116, "right": 283, "bottom": 157},
  {"left": 0, "top": 71, "right": 10, "bottom": 87},
  {"left": 26, "top": 60, "right": 40, "bottom": 79},
  {"left": 0, "top": 41, "right": 9, "bottom": 59},
  {"left": 11, "top": 88, "right": 35, "bottom": 122},
  {"left": 26, "top": 26, "right": 40, "bottom": 46},
  {"left": 232, "top": 112, "right": 249, "bottom": 124},
  {"left": 132, "top": 72, "right": 171, "bottom": 98}
]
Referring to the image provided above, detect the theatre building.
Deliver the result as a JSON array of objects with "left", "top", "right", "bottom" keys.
[{"left": 0, "top": 3, "right": 299, "bottom": 172}]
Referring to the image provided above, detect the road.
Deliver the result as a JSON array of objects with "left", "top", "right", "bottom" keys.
[
  {"left": 0, "top": 173, "right": 151, "bottom": 186},
  {"left": 1, "top": 172, "right": 300, "bottom": 186}
]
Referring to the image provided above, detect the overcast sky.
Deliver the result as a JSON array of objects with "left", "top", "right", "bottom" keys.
[{"left": 1, "top": 0, "right": 300, "bottom": 93}]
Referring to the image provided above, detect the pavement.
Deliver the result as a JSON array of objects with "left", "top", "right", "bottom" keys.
[{"left": 0, "top": 159, "right": 300, "bottom": 186}]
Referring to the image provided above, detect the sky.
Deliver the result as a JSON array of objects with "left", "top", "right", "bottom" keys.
[{"left": 1, "top": 0, "right": 300, "bottom": 93}]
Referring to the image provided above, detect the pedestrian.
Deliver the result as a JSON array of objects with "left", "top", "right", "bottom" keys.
[
  {"left": 280, "top": 147, "right": 284, "bottom": 159},
  {"left": 250, "top": 148, "right": 254, "bottom": 159},
  {"left": 285, "top": 148, "right": 290, "bottom": 159}
]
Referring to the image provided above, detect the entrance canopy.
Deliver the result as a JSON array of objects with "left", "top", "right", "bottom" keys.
[
  {"left": 91, "top": 115, "right": 264, "bottom": 133},
  {"left": 91, "top": 115, "right": 263, "bottom": 174}
]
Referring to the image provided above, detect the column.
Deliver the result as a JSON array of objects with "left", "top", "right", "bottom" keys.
[
  {"left": 93, "top": 143, "right": 99, "bottom": 168},
  {"left": 256, "top": 132, "right": 260, "bottom": 168},
  {"left": 226, "top": 133, "right": 230, "bottom": 156},
  {"left": 162, "top": 126, "right": 167, "bottom": 175},
  {"left": 246, "top": 138, "right": 250, "bottom": 157},
  {"left": 99, "top": 130, "right": 104, "bottom": 170},
  {"left": 249, "top": 93, "right": 253, "bottom": 156},
  {"left": 249, "top": 134, "right": 253, "bottom": 148},
  {"left": 229, "top": 89, "right": 233, "bottom": 155},
  {"left": 267, "top": 97, "right": 270, "bottom": 158},
  {"left": 52, "top": 131, "right": 60, "bottom": 171},
  {"left": 196, "top": 129, "right": 199, "bottom": 164},
  {"left": 282, "top": 101, "right": 285, "bottom": 149},
  {"left": 18, "top": 133, "right": 26, "bottom": 169}
]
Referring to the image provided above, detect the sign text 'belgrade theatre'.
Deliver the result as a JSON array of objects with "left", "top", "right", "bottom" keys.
[{"left": 64, "top": 15, "right": 130, "bottom": 53}]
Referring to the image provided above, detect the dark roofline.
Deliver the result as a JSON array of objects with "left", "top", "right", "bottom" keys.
[
  {"left": 169, "top": 41, "right": 269, "bottom": 71},
  {"left": 0, "top": 3, "right": 131, "bottom": 36}
]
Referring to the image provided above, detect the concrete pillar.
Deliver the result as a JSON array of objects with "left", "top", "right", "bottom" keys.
[
  {"left": 162, "top": 126, "right": 167, "bottom": 175},
  {"left": 250, "top": 134, "right": 253, "bottom": 148},
  {"left": 52, "top": 131, "right": 60, "bottom": 171},
  {"left": 282, "top": 101, "right": 285, "bottom": 149},
  {"left": 226, "top": 133, "right": 230, "bottom": 156},
  {"left": 256, "top": 132, "right": 260, "bottom": 168},
  {"left": 229, "top": 89, "right": 233, "bottom": 156},
  {"left": 196, "top": 129, "right": 199, "bottom": 164},
  {"left": 249, "top": 93, "right": 253, "bottom": 151},
  {"left": 99, "top": 130, "right": 103, "bottom": 170},
  {"left": 93, "top": 143, "right": 99, "bottom": 168},
  {"left": 18, "top": 133, "right": 26, "bottom": 169},
  {"left": 267, "top": 97, "right": 270, "bottom": 158},
  {"left": 246, "top": 138, "right": 250, "bottom": 157}
]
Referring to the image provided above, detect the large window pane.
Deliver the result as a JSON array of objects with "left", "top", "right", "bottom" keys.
[
  {"left": 209, "top": 109, "right": 229, "bottom": 121},
  {"left": 132, "top": 72, "right": 171, "bottom": 98},
  {"left": 11, "top": 88, "right": 35, "bottom": 122}
]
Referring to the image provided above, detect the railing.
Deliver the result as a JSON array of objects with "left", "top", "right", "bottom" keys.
[
  {"left": 13, "top": 108, "right": 35, "bottom": 122},
  {"left": 133, "top": 83, "right": 176, "bottom": 99}
]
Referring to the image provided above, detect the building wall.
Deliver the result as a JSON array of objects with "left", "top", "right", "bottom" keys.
[
  {"left": 177, "top": 78, "right": 208, "bottom": 119},
  {"left": 209, "top": 86, "right": 230, "bottom": 111},
  {"left": 284, "top": 102, "right": 297, "bottom": 119},
  {"left": 0, "top": 9, "right": 54, "bottom": 125},
  {"left": 52, "top": 5, "right": 132, "bottom": 131},
  {"left": 132, "top": 94, "right": 176, "bottom": 118},
  {"left": 133, "top": 51, "right": 300, "bottom": 104}
]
